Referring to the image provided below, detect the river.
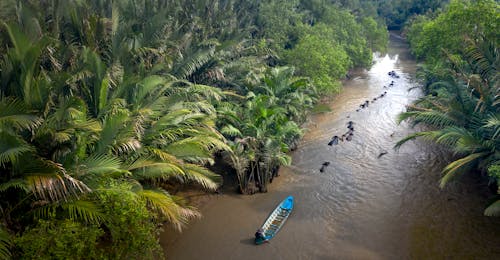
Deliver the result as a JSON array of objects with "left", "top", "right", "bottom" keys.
[{"left": 161, "top": 36, "right": 500, "bottom": 259}]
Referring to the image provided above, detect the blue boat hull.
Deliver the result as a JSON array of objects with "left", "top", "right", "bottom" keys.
[{"left": 255, "top": 196, "right": 294, "bottom": 245}]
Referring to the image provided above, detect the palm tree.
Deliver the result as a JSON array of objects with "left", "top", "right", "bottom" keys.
[
  {"left": 218, "top": 67, "right": 311, "bottom": 194},
  {"left": 258, "top": 66, "right": 317, "bottom": 123},
  {"left": 396, "top": 37, "right": 499, "bottom": 216}
]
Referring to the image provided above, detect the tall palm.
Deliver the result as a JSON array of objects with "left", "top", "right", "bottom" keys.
[
  {"left": 258, "top": 66, "right": 317, "bottom": 123},
  {"left": 93, "top": 69, "right": 228, "bottom": 225},
  {"left": 0, "top": 23, "right": 94, "bottom": 230},
  {"left": 219, "top": 90, "right": 303, "bottom": 193}
]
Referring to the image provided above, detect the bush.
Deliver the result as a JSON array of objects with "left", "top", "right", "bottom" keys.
[
  {"left": 285, "top": 28, "right": 350, "bottom": 94},
  {"left": 95, "top": 182, "right": 164, "bottom": 259},
  {"left": 15, "top": 220, "right": 104, "bottom": 260}
]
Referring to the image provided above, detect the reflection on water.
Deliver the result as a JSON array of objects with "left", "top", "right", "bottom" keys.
[{"left": 161, "top": 37, "right": 500, "bottom": 260}]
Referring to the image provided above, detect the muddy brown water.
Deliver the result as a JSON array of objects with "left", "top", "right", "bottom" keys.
[{"left": 161, "top": 37, "right": 500, "bottom": 259}]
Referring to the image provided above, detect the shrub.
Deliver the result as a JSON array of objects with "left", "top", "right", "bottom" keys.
[{"left": 15, "top": 220, "right": 104, "bottom": 260}]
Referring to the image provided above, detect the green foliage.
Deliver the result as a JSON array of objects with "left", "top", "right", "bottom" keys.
[
  {"left": 318, "top": 6, "right": 373, "bottom": 68},
  {"left": 360, "top": 17, "right": 389, "bottom": 53},
  {"left": 0, "top": 227, "right": 12, "bottom": 259},
  {"left": 406, "top": 0, "right": 499, "bottom": 60},
  {"left": 219, "top": 66, "right": 315, "bottom": 194},
  {"left": 488, "top": 164, "right": 500, "bottom": 182},
  {"left": 377, "top": 0, "right": 447, "bottom": 29},
  {"left": 285, "top": 30, "right": 349, "bottom": 93},
  {"left": 256, "top": 0, "right": 303, "bottom": 52},
  {"left": 15, "top": 220, "right": 104, "bottom": 260},
  {"left": 398, "top": 5, "right": 499, "bottom": 215},
  {"left": 95, "top": 182, "right": 163, "bottom": 259},
  {"left": 485, "top": 163, "right": 500, "bottom": 216},
  {"left": 280, "top": 4, "right": 386, "bottom": 94}
]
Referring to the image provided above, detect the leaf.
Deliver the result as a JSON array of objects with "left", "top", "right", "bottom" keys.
[
  {"left": 137, "top": 189, "right": 200, "bottom": 231},
  {"left": 21, "top": 158, "right": 91, "bottom": 201},
  {"left": 181, "top": 164, "right": 221, "bottom": 191},
  {"left": 0, "top": 227, "right": 11, "bottom": 259},
  {"left": 399, "top": 110, "right": 456, "bottom": 128},
  {"left": 77, "top": 154, "right": 130, "bottom": 179},
  {"left": 440, "top": 152, "right": 489, "bottom": 188},
  {"left": 0, "top": 178, "right": 30, "bottom": 193},
  {"left": 98, "top": 77, "right": 110, "bottom": 113},
  {"left": 32, "top": 200, "right": 103, "bottom": 224},
  {"left": 220, "top": 125, "right": 242, "bottom": 137},
  {"left": 394, "top": 132, "right": 433, "bottom": 150},
  {"left": 0, "top": 131, "right": 35, "bottom": 167},
  {"left": 2, "top": 22, "right": 30, "bottom": 58},
  {"left": 174, "top": 48, "right": 215, "bottom": 80},
  {"left": 0, "top": 97, "right": 41, "bottom": 130},
  {"left": 62, "top": 200, "right": 104, "bottom": 224},
  {"left": 484, "top": 199, "right": 500, "bottom": 217},
  {"left": 128, "top": 160, "right": 184, "bottom": 181},
  {"left": 485, "top": 114, "right": 500, "bottom": 139},
  {"left": 136, "top": 75, "right": 167, "bottom": 105}
]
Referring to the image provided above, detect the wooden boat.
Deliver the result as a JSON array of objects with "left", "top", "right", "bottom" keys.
[{"left": 255, "top": 196, "right": 294, "bottom": 245}]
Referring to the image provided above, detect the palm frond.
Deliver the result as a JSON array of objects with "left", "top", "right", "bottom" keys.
[
  {"left": 220, "top": 125, "right": 242, "bottom": 137},
  {"left": 485, "top": 114, "right": 500, "bottom": 139},
  {"left": 136, "top": 189, "right": 200, "bottom": 231},
  {"left": 75, "top": 154, "right": 130, "bottom": 180},
  {"left": 464, "top": 37, "right": 498, "bottom": 83},
  {"left": 453, "top": 128, "right": 488, "bottom": 154},
  {"left": 181, "top": 164, "right": 221, "bottom": 191},
  {"left": 128, "top": 160, "right": 185, "bottom": 181},
  {"left": 22, "top": 158, "right": 91, "bottom": 201},
  {"left": 398, "top": 110, "right": 456, "bottom": 128},
  {"left": 434, "top": 127, "right": 469, "bottom": 148},
  {"left": 484, "top": 199, "right": 500, "bottom": 217},
  {"left": 440, "top": 152, "right": 489, "bottom": 188},
  {"left": 0, "top": 178, "right": 30, "bottom": 193},
  {"left": 164, "top": 141, "right": 212, "bottom": 162},
  {"left": 26, "top": 174, "right": 89, "bottom": 201},
  {"left": 152, "top": 109, "right": 192, "bottom": 130},
  {"left": 394, "top": 131, "right": 436, "bottom": 150},
  {"left": 174, "top": 48, "right": 215, "bottom": 80},
  {"left": 61, "top": 200, "right": 104, "bottom": 224},
  {"left": 145, "top": 148, "right": 182, "bottom": 163},
  {"left": 187, "top": 84, "right": 225, "bottom": 101},
  {"left": 167, "top": 136, "right": 230, "bottom": 156},
  {"left": 0, "top": 97, "right": 41, "bottom": 130},
  {"left": 135, "top": 75, "right": 168, "bottom": 105},
  {"left": 96, "top": 111, "right": 141, "bottom": 154},
  {"left": 83, "top": 154, "right": 122, "bottom": 170},
  {"left": 182, "top": 100, "right": 217, "bottom": 115},
  {"left": 277, "top": 154, "right": 292, "bottom": 166},
  {"left": 32, "top": 199, "right": 103, "bottom": 224},
  {"left": 53, "top": 128, "right": 75, "bottom": 143},
  {"left": 0, "top": 226, "right": 12, "bottom": 260},
  {"left": 0, "top": 131, "right": 35, "bottom": 167}
]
